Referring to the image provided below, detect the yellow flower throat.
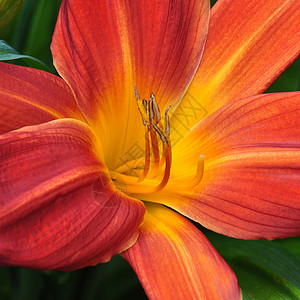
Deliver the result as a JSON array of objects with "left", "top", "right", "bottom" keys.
[{"left": 110, "top": 87, "right": 204, "bottom": 195}]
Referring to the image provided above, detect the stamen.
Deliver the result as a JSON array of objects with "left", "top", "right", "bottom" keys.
[
  {"left": 147, "top": 98, "right": 160, "bottom": 172},
  {"left": 150, "top": 93, "right": 161, "bottom": 123},
  {"left": 152, "top": 123, "right": 168, "bottom": 145},
  {"left": 166, "top": 155, "right": 204, "bottom": 191},
  {"left": 148, "top": 98, "right": 154, "bottom": 122},
  {"left": 139, "top": 126, "right": 151, "bottom": 181},
  {"left": 135, "top": 87, "right": 148, "bottom": 125},
  {"left": 149, "top": 126, "right": 160, "bottom": 172},
  {"left": 164, "top": 106, "right": 171, "bottom": 136},
  {"left": 187, "top": 155, "right": 205, "bottom": 189},
  {"left": 112, "top": 141, "right": 172, "bottom": 195},
  {"left": 142, "top": 99, "right": 147, "bottom": 110},
  {"left": 151, "top": 141, "right": 172, "bottom": 192},
  {"left": 134, "top": 86, "right": 139, "bottom": 98},
  {"left": 113, "top": 88, "right": 204, "bottom": 196}
]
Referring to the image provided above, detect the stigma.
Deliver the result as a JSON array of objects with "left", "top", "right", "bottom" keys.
[{"left": 110, "top": 87, "right": 204, "bottom": 195}]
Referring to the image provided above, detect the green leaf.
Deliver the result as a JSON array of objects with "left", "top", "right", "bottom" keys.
[
  {"left": 0, "top": 40, "right": 48, "bottom": 70},
  {"left": 205, "top": 231, "right": 300, "bottom": 300},
  {"left": 267, "top": 57, "right": 300, "bottom": 92},
  {"left": 8, "top": 0, "right": 61, "bottom": 73},
  {"left": 0, "top": 0, "right": 24, "bottom": 29},
  {"left": 274, "top": 236, "right": 300, "bottom": 260},
  {"left": 241, "top": 291, "right": 252, "bottom": 300}
]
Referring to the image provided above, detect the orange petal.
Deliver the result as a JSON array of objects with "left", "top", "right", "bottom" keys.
[
  {"left": 0, "top": 119, "right": 145, "bottom": 270},
  {"left": 144, "top": 92, "right": 300, "bottom": 240},
  {"left": 174, "top": 0, "right": 300, "bottom": 130},
  {"left": 0, "top": 62, "right": 84, "bottom": 134},
  {"left": 51, "top": 0, "right": 210, "bottom": 168},
  {"left": 122, "top": 203, "right": 241, "bottom": 300}
]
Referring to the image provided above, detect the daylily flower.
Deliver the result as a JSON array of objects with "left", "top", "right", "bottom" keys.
[{"left": 1, "top": 0, "right": 300, "bottom": 298}]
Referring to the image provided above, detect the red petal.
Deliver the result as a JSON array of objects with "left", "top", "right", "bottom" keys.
[
  {"left": 0, "top": 119, "right": 145, "bottom": 270},
  {"left": 174, "top": 0, "right": 300, "bottom": 129},
  {"left": 122, "top": 204, "right": 241, "bottom": 300},
  {"left": 51, "top": 0, "right": 209, "bottom": 167},
  {"left": 0, "top": 62, "right": 84, "bottom": 134},
  {"left": 142, "top": 92, "right": 300, "bottom": 240}
]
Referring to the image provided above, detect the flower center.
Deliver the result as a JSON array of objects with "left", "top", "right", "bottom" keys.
[{"left": 110, "top": 87, "right": 204, "bottom": 195}]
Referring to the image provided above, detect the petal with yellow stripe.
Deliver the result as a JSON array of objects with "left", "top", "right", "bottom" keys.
[
  {"left": 122, "top": 203, "right": 241, "bottom": 300},
  {"left": 175, "top": 0, "right": 300, "bottom": 130},
  {"left": 140, "top": 92, "right": 300, "bottom": 240}
]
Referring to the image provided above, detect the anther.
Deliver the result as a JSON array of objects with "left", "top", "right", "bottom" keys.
[
  {"left": 134, "top": 86, "right": 140, "bottom": 100},
  {"left": 135, "top": 86, "right": 148, "bottom": 125},
  {"left": 142, "top": 99, "right": 147, "bottom": 110},
  {"left": 164, "top": 106, "right": 171, "bottom": 136},
  {"left": 148, "top": 98, "right": 154, "bottom": 122},
  {"left": 150, "top": 93, "right": 161, "bottom": 123}
]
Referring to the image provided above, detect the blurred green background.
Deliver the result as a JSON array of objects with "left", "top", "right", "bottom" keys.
[{"left": 0, "top": 0, "right": 299, "bottom": 299}]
